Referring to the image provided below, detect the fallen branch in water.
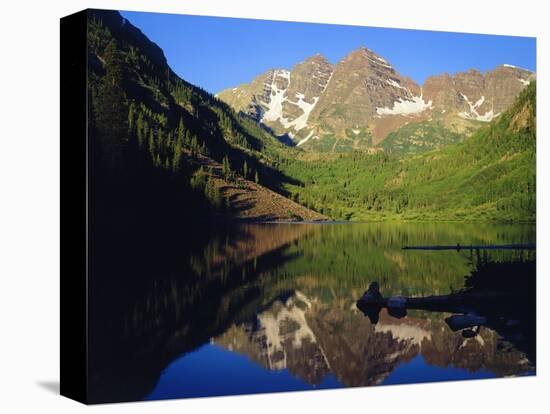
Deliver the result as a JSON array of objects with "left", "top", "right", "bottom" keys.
[
  {"left": 402, "top": 244, "right": 535, "bottom": 251},
  {"left": 356, "top": 281, "right": 511, "bottom": 321}
]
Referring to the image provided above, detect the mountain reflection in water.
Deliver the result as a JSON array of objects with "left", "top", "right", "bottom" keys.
[{"left": 88, "top": 222, "right": 535, "bottom": 403}]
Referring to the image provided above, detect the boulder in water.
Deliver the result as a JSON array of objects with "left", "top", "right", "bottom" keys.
[{"left": 361, "top": 281, "right": 383, "bottom": 303}]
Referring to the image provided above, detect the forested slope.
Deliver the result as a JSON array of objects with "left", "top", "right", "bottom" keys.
[
  {"left": 87, "top": 10, "right": 322, "bottom": 226},
  {"left": 281, "top": 82, "right": 536, "bottom": 222}
]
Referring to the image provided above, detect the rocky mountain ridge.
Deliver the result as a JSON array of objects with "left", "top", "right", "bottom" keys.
[{"left": 217, "top": 48, "right": 535, "bottom": 151}]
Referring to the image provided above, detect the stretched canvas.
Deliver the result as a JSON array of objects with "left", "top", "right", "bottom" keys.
[{"left": 60, "top": 8, "right": 536, "bottom": 404}]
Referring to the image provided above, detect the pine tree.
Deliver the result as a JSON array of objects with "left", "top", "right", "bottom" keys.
[
  {"left": 243, "top": 160, "right": 248, "bottom": 178},
  {"left": 127, "top": 102, "right": 136, "bottom": 132},
  {"left": 254, "top": 170, "right": 259, "bottom": 184},
  {"left": 190, "top": 136, "right": 198, "bottom": 157},
  {"left": 157, "top": 129, "right": 164, "bottom": 156},
  {"left": 136, "top": 112, "right": 144, "bottom": 148},
  {"left": 176, "top": 133, "right": 184, "bottom": 150},
  {"left": 222, "top": 155, "right": 231, "bottom": 179},
  {"left": 190, "top": 167, "right": 206, "bottom": 190},
  {"left": 142, "top": 119, "right": 149, "bottom": 144},
  {"left": 177, "top": 118, "right": 185, "bottom": 143},
  {"left": 204, "top": 178, "right": 223, "bottom": 209},
  {"left": 148, "top": 129, "right": 156, "bottom": 161},
  {"left": 172, "top": 138, "right": 183, "bottom": 174},
  {"left": 166, "top": 132, "right": 173, "bottom": 151}
]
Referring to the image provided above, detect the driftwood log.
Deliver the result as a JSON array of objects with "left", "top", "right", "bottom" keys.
[
  {"left": 358, "top": 282, "right": 507, "bottom": 309},
  {"left": 402, "top": 244, "right": 535, "bottom": 251},
  {"left": 356, "top": 281, "right": 510, "bottom": 322}
]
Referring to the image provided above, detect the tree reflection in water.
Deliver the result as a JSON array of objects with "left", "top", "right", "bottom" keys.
[{"left": 88, "top": 222, "right": 536, "bottom": 403}]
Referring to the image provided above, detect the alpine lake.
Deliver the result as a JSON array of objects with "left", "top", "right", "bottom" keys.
[{"left": 88, "top": 222, "right": 536, "bottom": 403}]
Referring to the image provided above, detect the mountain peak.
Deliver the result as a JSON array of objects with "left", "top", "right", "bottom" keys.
[
  {"left": 303, "top": 53, "right": 330, "bottom": 64},
  {"left": 342, "top": 47, "right": 393, "bottom": 70},
  {"left": 350, "top": 46, "right": 384, "bottom": 56},
  {"left": 218, "top": 46, "right": 533, "bottom": 151}
]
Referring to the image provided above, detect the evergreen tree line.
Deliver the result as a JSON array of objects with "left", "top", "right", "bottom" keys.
[{"left": 90, "top": 33, "right": 266, "bottom": 218}]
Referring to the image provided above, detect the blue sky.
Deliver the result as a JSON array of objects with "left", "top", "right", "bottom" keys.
[{"left": 120, "top": 10, "right": 536, "bottom": 94}]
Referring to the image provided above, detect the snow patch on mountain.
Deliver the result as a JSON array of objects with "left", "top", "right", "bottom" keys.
[
  {"left": 261, "top": 69, "right": 321, "bottom": 134},
  {"left": 376, "top": 95, "right": 432, "bottom": 116},
  {"left": 367, "top": 55, "right": 392, "bottom": 69},
  {"left": 262, "top": 69, "right": 290, "bottom": 123},
  {"left": 324, "top": 71, "right": 333, "bottom": 90},
  {"left": 387, "top": 79, "right": 407, "bottom": 91},
  {"left": 262, "top": 86, "right": 287, "bottom": 123},
  {"left": 472, "top": 95, "right": 485, "bottom": 108},
  {"left": 458, "top": 93, "right": 498, "bottom": 122},
  {"left": 286, "top": 94, "right": 319, "bottom": 131},
  {"left": 278, "top": 69, "right": 290, "bottom": 80},
  {"left": 476, "top": 109, "right": 498, "bottom": 122},
  {"left": 503, "top": 63, "right": 531, "bottom": 72},
  {"left": 296, "top": 131, "right": 315, "bottom": 146}
]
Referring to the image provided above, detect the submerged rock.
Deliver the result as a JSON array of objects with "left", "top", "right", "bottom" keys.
[{"left": 361, "top": 281, "right": 383, "bottom": 302}]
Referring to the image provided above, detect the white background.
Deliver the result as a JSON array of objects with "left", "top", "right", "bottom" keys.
[{"left": 0, "top": 0, "right": 547, "bottom": 412}]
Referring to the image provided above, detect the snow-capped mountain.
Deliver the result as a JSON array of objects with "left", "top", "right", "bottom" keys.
[
  {"left": 217, "top": 47, "right": 535, "bottom": 151},
  {"left": 424, "top": 64, "right": 535, "bottom": 121},
  {"left": 217, "top": 54, "right": 333, "bottom": 145}
]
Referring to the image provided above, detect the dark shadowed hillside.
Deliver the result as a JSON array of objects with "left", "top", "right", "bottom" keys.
[{"left": 87, "top": 9, "right": 324, "bottom": 224}]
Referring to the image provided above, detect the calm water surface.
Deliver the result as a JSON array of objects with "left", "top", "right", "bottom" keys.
[{"left": 89, "top": 222, "right": 535, "bottom": 403}]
